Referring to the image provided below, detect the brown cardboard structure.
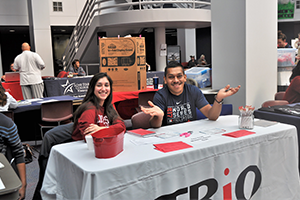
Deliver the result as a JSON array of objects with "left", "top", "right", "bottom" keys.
[{"left": 99, "top": 37, "right": 147, "bottom": 92}]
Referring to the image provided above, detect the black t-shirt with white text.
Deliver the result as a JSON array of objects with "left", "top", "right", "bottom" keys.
[{"left": 153, "top": 84, "right": 209, "bottom": 126}]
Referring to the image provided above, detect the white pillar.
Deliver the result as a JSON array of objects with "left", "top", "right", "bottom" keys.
[
  {"left": 177, "top": 28, "right": 197, "bottom": 62},
  {"left": 212, "top": 0, "right": 277, "bottom": 114},
  {"left": 155, "top": 27, "right": 166, "bottom": 71},
  {"left": 31, "top": 0, "right": 54, "bottom": 76}
]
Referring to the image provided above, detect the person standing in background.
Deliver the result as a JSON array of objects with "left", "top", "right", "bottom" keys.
[
  {"left": 1, "top": 63, "right": 18, "bottom": 82},
  {"left": 294, "top": 33, "right": 300, "bottom": 65},
  {"left": 10, "top": 63, "right": 17, "bottom": 72},
  {"left": 13, "top": 43, "right": 45, "bottom": 99},
  {"left": 68, "top": 59, "right": 86, "bottom": 76},
  {"left": 278, "top": 30, "right": 292, "bottom": 48}
]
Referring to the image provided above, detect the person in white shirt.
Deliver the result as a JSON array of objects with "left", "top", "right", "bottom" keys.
[
  {"left": 13, "top": 43, "right": 45, "bottom": 99},
  {"left": 0, "top": 82, "right": 18, "bottom": 111}
]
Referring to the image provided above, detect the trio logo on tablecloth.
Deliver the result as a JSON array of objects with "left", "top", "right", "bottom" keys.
[
  {"left": 60, "top": 80, "right": 89, "bottom": 97},
  {"left": 61, "top": 80, "right": 75, "bottom": 94},
  {"left": 155, "top": 165, "right": 262, "bottom": 200}
]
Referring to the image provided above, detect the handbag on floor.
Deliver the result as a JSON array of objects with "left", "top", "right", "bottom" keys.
[{"left": 23, "top": 143, "right": 38, "bottom": 164}]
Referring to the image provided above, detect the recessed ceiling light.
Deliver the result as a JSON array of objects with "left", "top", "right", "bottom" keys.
[{"left": 9, "top": 29, "right": 15, "bottom": 32}]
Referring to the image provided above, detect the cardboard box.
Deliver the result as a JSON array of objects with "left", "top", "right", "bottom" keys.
[{"left": 99, "top": 37, "right": 147, "bottom": 92}]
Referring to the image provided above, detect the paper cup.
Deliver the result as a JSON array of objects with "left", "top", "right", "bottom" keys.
[{"left": 85, "top": 135, "right": 94, "bottom": 150}]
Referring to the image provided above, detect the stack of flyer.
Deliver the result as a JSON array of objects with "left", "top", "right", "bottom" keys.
[{"left": 127, "top": 129, "right": 156, "bottom": 137}]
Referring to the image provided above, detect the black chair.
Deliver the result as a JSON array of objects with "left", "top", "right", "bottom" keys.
[{"left": 0, "top": 111, "right": 14, "bottom": 121}]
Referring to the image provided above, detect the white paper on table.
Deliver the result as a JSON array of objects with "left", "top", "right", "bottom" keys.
[
  {"left": 199, "top": 128, "right": 226, "bottom": 135},
  {"left": 17, "top": 101, "right": 32, "bottom": 106},
  {"left": 37, "top": 99, "right": 59, "bottom": 104},
  {"left": 0, "top": 177, "right": 5, "bottom": 190},
  {"left": 254, "top": 119, "right": 278, "bottom": 127},
  {"left": 131, "top": 137, "right": 164, "bottom": 146},
  {"left": 26, "top": 98, "right": 43, "bottom": 102}
]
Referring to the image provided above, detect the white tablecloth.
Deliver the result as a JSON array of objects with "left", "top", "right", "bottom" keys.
[{"left": 41, "top": 115, "right": 300, "bottom": 200}]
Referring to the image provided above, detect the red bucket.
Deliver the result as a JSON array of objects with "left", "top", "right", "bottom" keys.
[{"left": 92, "top": 127, "right": 125, "bottom": 158}]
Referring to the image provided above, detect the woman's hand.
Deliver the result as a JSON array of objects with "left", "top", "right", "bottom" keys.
[
  {"left": 18, "top": 185, "right": 26, "bottom": 200},
  {"left": 84, "top": 124, "right": 107, "bottom": 135}
]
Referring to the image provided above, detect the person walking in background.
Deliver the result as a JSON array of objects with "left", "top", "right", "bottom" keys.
[
  {"left": 13, "top": 43, "right": 45, "bottom": 99},
  {"left": 68, "top": 59, "right": 86, "bottom": 76},
  {"left": 278, "top": 30, "right": 292, "bottom": 48}
]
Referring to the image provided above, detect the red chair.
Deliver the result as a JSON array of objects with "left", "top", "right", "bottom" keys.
[
  {"left": 261, "top": 100, "right": 289, "bottom": 108},
  {"left": 181, "top": 62, "right": 188, "bottom": 67},
  {"left": 136, "top": 90, "right": 156, "bottom": 112},
  {"left": 39, "top": 100, "right": 73, "bottom": 139},
  {"left": 57, "top": 71, "right": 68, "bottom": 78},
  {"left": 274, "top": 92, "right": 285, "bottom": 100},
  {"left": 131, "top": 112, "right": 152, "bottom": 129},
  {"left": 42, "top": 76, "right": 55, "bottom": 80}
]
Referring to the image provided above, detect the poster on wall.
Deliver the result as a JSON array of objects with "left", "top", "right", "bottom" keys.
[
  {"left": 167, "top": 45, "right": 181, "bottom": 64},
  {"left": 278, "top": 0, "right": 295, "bottom": 19}
]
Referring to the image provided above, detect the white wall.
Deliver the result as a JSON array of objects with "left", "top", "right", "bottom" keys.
[
  {"left": 0, "top": 1, "right": 28, "bottom": 25},
  {"left": 185, "top": 29, "right": 197, "bottom": 61},
  {"left": 0, "top": 0, "right": 86, "bottom": 76},
  {"left": 212, "top": 0, "right": 277, "bottom": 114},
  {"left": 155, "top": 27, "right": 166, "bottom": 71},
  {"left": 177, "top": 29, "right": 186, "bottom": 62},
  {"left": 245, "top": 0, "right": 277, "bottom": 108},
  {"left": 177, "top": 29, "right": 197, "bottom": 62},
  {"left": 0, "top": 0, "right": 86, "bottom": 26},
  {"left": 49, "top": 0, "right": 86, "bottom": 25},
  {"left": 32, "top": 0, "right": 54, "bottom": 76}
]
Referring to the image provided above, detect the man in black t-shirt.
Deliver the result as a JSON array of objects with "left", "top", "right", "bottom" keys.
[{"left": 141, "top": 62, "right": 240, "bottom": 127}]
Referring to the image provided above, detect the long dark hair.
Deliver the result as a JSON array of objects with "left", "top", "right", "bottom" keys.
[
  {"left": 73, "top": 73, "right": 121, "bottom": 130},
  {"left": 0, "top": 82, "right": 7, "bottom": 107}
]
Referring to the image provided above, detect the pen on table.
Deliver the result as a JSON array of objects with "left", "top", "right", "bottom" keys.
[{"left": 180, "top": 131, "right": 193, "bottom": 137}]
